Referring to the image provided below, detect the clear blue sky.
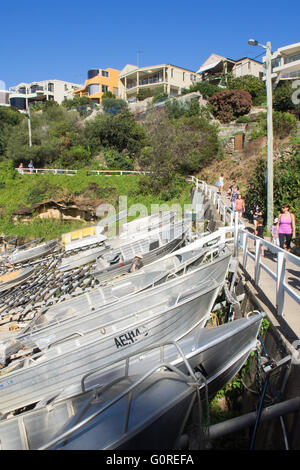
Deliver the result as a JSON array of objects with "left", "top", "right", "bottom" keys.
[{"left": 1, "top": 0, "right": 299, "bottom": 88}]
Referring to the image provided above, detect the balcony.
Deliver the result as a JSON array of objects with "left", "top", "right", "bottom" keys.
[{"left": 126, "top": 76, "right": 164, "bottom": 90}]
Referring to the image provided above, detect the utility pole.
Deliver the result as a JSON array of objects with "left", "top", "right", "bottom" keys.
[
  {"left": 26, "top": 97, "right": 32, "bottom": 147},
  {"left": 248, "top": 39, "right": 273, "bottom": 230},
  {"left": 265, "top": 41, "right": 273, "bottom": 231}
]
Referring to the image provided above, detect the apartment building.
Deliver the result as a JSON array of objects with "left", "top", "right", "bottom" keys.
[
  {"left": 197, "top": 53, "right": 264, "bottom": 84},
  {"left": 73, "top": 68, "right": 120, "bottom": 104},
  {"left": 118, "top": 64, "right": 200, "bottom": 102},
  {"left": 0, "top": 89, "right": 10, "bottom": 107},
  {"left": 9, "top": 79, "right": 82, "bottom": 110},
  {"left": 264, "top": 41, "right": 300, "bottom": 82}
]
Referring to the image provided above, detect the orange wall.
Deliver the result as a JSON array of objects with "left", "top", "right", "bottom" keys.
[{"left": 74, "top": 68, "right": 120, "bottom": 102}]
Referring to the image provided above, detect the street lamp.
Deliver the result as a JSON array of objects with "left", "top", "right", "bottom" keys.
[{"left": 248, "top": 38, "right": 273, "bottom": 231}]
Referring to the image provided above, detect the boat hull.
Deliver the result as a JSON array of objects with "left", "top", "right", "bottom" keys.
[{"left": 0, "top": 313, "right": 263, "bottom": 450}]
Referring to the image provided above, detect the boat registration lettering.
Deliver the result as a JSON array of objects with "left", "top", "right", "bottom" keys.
[
  {"left": 0, "top": 379, "right": 14, "bottom": 389},
  {"left": 114, "top": 326, "right": 148, "bottom": 349}
]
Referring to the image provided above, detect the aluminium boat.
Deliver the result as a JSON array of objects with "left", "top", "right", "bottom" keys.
[
  {"left": 0, "top": 312, "right": 263, "bottom": 450},
  {"left": 0, "top": 247, "right": 231, "bottom": 414},
  {"left": 91, "top": 220, "right": 188, "bottom": 283},
  {"left": 8, "top": 240, "right": 57, "bottom": 265}
]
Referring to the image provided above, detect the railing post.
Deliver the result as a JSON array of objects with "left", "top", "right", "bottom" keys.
[
  {"left": 276, "top": 251, "right": 286, "bottom": 316},
  {"left": 242, "top": 231, "right": 248, "bottom": 269},
  {"left": 254, "top": 238, "right": 261, "bottom": 285},
  {"left": 223, "top": 206, "right": 226, "bottom": 226},
  {"left": 233, "top": 211, "right": 239, "bottom": 257}
]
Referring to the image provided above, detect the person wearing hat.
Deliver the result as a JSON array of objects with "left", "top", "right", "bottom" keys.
[
  {"left": 271, "top": 218, "right": 279, "bottom": 246},
  {"left": 128, "top": 253, "right": 144, "bottom": 273}
]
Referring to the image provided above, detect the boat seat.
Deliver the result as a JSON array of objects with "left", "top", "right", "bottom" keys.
[{"left": 109, "top": 253, "right": 121, "bottom": 265}]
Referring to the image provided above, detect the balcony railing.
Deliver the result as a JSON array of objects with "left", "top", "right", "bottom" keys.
[{"left": 126, "top": 76, "right": 164, "bottom": 89}]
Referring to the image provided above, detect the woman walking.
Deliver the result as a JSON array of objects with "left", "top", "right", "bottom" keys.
[
  {"left": 234, "top": 194, "right": 245, "bottom": 219},
  {"left": 275, "top": 204, "right": 296, "bottom": 252}
]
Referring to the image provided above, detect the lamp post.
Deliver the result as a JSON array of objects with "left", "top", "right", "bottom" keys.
[
  {"left": 26, "top": 97, "right": 32, "bottom": 147},
  {"left": 248, "top": 39, "right": 273, "bottom": 230}
]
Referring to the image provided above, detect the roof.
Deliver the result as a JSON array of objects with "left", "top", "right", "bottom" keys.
[{"left": 235, "top": 57, "right": 263, "bottom": 64}]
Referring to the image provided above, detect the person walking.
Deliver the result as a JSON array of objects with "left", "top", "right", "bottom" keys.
[
  {"left": 18, "top": 162, "right": 24, "bottom": 175},
  {"left": 28, "top": 160, "right": 34, "bottom": 174},
  {"left": 255, "top": 217, "right": 265, "bottom": 257},
  {"left": 275, "top": 204, "right": 296, "bottom": 252},
  {"left": 227, "top": 180, "right": 239, "bottom": 198},
  {"left": 271, "top": 218, "right": 279, "bottom": 246},
  {"left": 216, "top": 173, "right": 224, "bottom": 195},
  {"left": 251, "top": 204, "right": 263, "bottom": 230},
  {"left": 230, "top": 185, "right": 239, "bottom": 211},
  {"left": 234, "top": 194, "right": 245, "bottom": 219}
]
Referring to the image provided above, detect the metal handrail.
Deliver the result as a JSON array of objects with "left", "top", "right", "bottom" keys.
[
  {"left": 238, "top": 229, "right": 300, "bottom": 316},
  {"left": 16, "top": 168, "right": 150, "bottom": 176},
  {"left": 190, "top": 175, "right": 300, "bottom": 317}
]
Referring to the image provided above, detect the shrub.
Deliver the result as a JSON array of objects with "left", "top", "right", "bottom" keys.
[
  {"left": 137, "top": 88, "right": 153, "bottom": 101},
  {"left": 104, "top": 149, "right": 134, "bottom": 170},
  {"left": 249, "top": 111, "right": 297, "bottom": 140},
  {"left": 182, "top": 82, "right": 220, "bottom": 98},
  {"left": 208, "top": 89, "right": 252, "bottom": 123},
  {"left": 228, "top": 75, "right": 265, "bottom": 100},
  {"left": 236, "top": 115, "right": 251, "bottom": 123}
]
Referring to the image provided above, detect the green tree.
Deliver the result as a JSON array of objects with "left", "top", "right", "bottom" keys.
[
  {"left": 0, "top": 107, "right": 24, "bottom": 157},
  {"left": 137, "top": 109, "right": 222, "bottom": 197},
  {"left": 84, "top": 111, "right": 146, "bottom": 157},
  {"left": 228, "top": 75, "right": 266, "bottom": 104},
  {"left": 101, "top": 97, "right": 128, "bottom": 114},
  {"left": 181, "top": 82, "right": 220, "bottom": 98},
  {"left": 273, "top": 81, "right": 300, "bottom": 117},
  {"left": 245, "top": 153, "right": 300, "bottom": 233}
]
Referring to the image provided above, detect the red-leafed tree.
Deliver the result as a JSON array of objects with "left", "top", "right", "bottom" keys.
[{"left": 208, "top": 89, "right": 252, "bottom": 123}]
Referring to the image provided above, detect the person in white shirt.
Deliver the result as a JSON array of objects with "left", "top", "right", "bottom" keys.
[{"left": 216, "top": 173, "right": 224, "bottom": 195}]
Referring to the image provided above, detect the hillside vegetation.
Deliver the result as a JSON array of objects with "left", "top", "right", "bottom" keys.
[{"left": 0, "top": 76, "right": 299, "bottom": 239}]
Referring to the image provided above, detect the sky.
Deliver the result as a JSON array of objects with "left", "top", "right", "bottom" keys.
[{"left": 1, "top": 0, "right": 299, "bottom": 89}]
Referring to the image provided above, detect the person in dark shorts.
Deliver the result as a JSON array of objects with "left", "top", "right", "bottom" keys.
[
  {"left": 275, "top": 204, "right": 296, "bottom": 252},
  {"left": 255, "top": 217, "right": 265, "bottom": 256},
  {"left": 127, "top": 253, "right": 144, "bottom": 273}
]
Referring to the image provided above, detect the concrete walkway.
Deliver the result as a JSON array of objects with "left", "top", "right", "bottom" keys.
[{"left": 214, "top": 189, "right": 300, "bottom": 344}]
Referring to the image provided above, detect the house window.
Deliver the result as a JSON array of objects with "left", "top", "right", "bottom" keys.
[
  {"left": 171, "top": 68, "right": 173, "bottom": 78},
  {"left": 102, "top": 85, "right": 109, "bottom": 92},
  {"left": 102, "top": 70, "right": 109, "bottom": 77},
  {"left": 190, "top": 74, "right": 196, "bottom": 82},
  {"left": 183, "top": 72, "right": 185, "bottom": 81},
  {"left": 88, "top": 84, "right": 100, "bottom": 95},
  {"left": 48, "top": 83, "right": 54, "bottom": 92},
  {"left": 113, "top": 87, "right": 118, "bottom": 96}
]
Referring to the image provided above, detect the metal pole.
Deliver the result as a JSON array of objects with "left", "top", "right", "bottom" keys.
[
  {"left": 265, "top": 41, "right": 273, "bottom": 231},
  {"left": 26, "top": 97, "right": 32, "bottom": 147}
]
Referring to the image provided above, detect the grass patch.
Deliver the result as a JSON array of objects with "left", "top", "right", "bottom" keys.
[{"left": 0, "top": 172, "right": 192, "bottom": 240}]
